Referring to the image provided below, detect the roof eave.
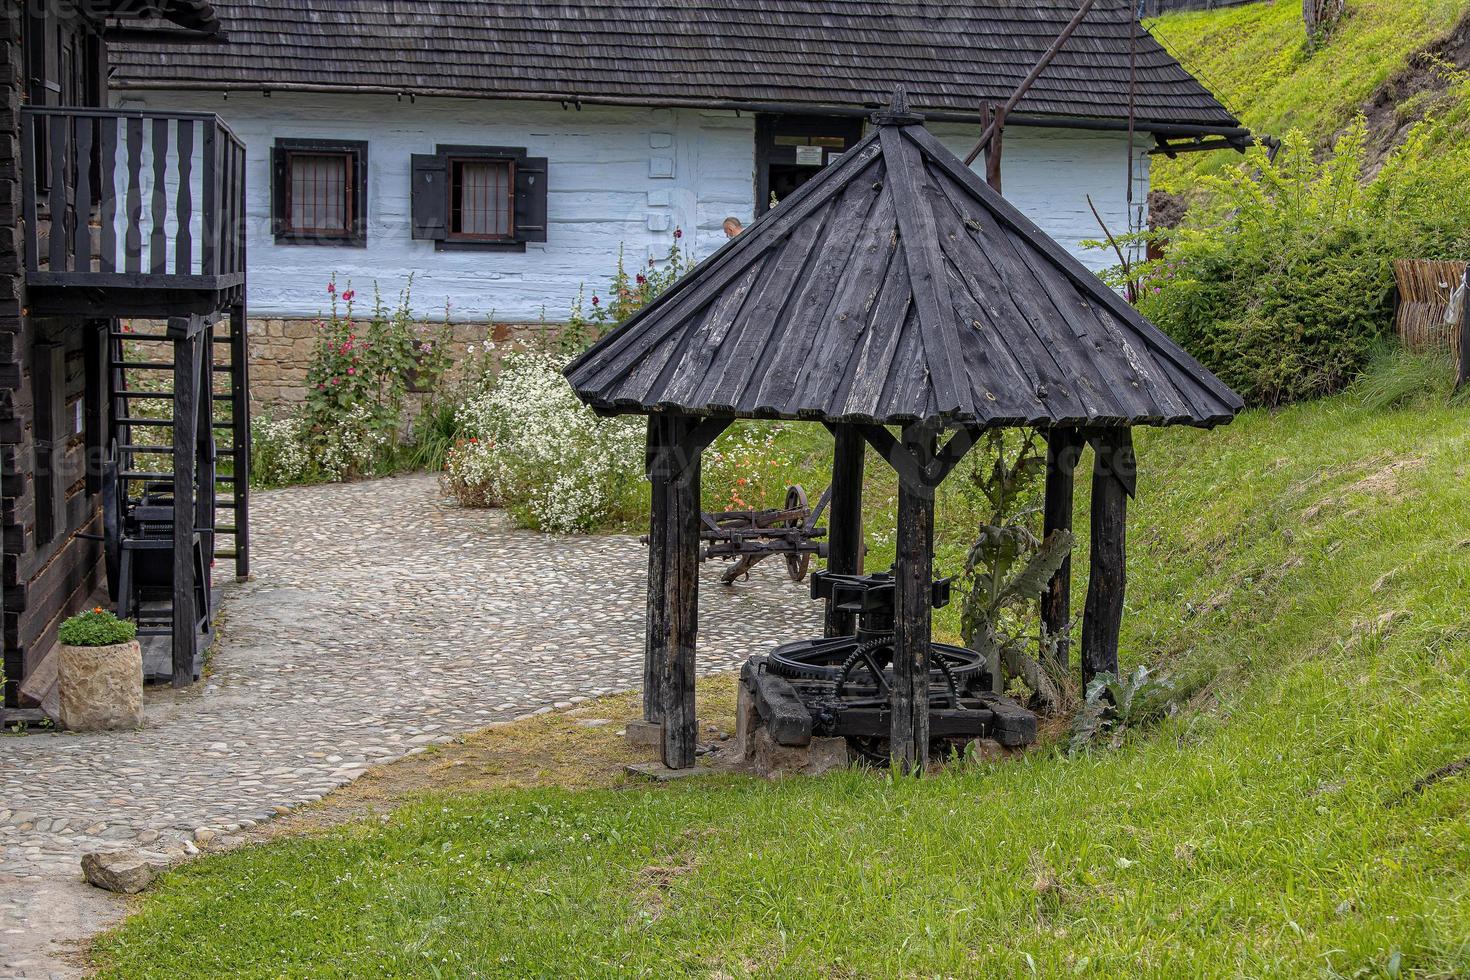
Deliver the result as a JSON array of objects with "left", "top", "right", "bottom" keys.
[{"left": 105, "top": 78, "right": 1245, "bottom": 136}]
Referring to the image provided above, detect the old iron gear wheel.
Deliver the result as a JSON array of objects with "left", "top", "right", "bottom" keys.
[{"left": 767, "top": 636, "right": 987, "bottom": 685}]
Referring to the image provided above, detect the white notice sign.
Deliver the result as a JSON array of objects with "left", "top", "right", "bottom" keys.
[{"left": 795, "top": 145, "right": 824, "bottom": 166}]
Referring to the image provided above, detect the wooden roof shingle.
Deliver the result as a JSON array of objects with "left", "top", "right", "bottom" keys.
[
  {"left": 565, "top": 97, "right": 1242, "bottom": 429},
  {"left": 111, "top": 0, "right": 1241, "bottom": 134}
]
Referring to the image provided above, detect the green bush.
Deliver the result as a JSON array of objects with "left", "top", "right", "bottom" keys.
[
  {"left": 1138, "top": 114, "right": 1470, "bottom": 407},
  {"left": 58, "top": 608, "right": 137, "bottom": 647}
]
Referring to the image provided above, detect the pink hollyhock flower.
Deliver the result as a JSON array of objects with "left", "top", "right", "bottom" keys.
[
  {"left": 342, "top": 290, "right": 355, "bottom": 302},
  {"left": 591, "top": 295, "right": 600, "bottom": 306},
  {"left": 347, "top": 368, "right": 355, "bottom": 376},
  {"left": 674, "top": 228, "right": 683, "bottom": 239},
  {"left": 327, "top": 282, "right": 336, "bottom": 295}
]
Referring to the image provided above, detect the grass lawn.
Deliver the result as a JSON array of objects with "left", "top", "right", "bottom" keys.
[
  {"left": 1148, "top": 0, "right": 1470, "bottom": 191},
  {"left": 91, "top": 365, "right": 1470, "bottom": 978}
]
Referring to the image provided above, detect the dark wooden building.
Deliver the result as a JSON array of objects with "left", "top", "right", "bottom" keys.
[
  {"left": 567, "top": 92, "right": 1242, "bottom": 770},
  {"left": 2, "top": 0, "right": 250, "bottom": 714}
]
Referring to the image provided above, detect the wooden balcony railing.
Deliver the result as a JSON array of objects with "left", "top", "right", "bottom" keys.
[{"left": 21, "top": 107, "right": 246, "bottom": 295}]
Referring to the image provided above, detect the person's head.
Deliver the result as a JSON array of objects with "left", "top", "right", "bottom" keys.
[{"left": 723, "top": 216, "right": 744, "bottom": 239}]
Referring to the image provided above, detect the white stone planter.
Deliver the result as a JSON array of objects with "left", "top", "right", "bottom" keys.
[{"left": 58, "top": 640, "right": 144, "bottom": 732}]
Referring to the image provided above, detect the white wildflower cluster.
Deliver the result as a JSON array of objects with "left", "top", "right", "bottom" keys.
[
  {"left": 250, "top": 414, "right": 312, "bottom": 486},
  {"left": 314, "top": 403, "right": 392, "bottom": 482},
  {"left": 444, "top": 351, "right": 643, "bottom": 533}
]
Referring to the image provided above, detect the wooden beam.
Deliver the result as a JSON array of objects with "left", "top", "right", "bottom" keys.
[
  {"left": 1081, "top": 429, "right": 1132, "bottom": 687},
  {"left": 824, "top": 424, "right": 865, "bottom": 637},
  {"left": 1042, "top": 427, "right": 1084, "bottom": 669},
  {"left": 170, "top": 318, "right": 202, "bottom": 688},
  {"left": 962, "top": 0, "right": 1100, "bottom": 167},
  {"left": 892, "top": 422, "right": 938, "bottom": 771}
]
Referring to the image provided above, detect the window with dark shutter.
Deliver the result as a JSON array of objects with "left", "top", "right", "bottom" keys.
[
  {"left": 450, "top": 158, "right": 514, "bottom": 240},
  {"left": 411, "top": 145, "right": 547, "bottom": 252},
  {"left": 272, "top": 138, "right": 368, "bottom": 246}
]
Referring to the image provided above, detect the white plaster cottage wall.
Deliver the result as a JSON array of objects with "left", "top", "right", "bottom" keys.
[{"left": 116, "top": 91, "right": 1148, "bottom": 323}]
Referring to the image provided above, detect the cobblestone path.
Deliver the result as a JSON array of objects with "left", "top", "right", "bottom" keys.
[{"left": 0, "top": 473, "right": 821, "bottom": 977}]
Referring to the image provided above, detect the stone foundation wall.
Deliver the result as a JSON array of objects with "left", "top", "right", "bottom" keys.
[{"left": 247, "top": 319, "right": 553, "bottom": 408}]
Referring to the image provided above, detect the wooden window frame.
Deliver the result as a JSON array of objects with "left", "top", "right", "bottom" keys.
[
  {"left": 271, "top": 138, "right": 368, "bottom": 247},
  {"left": 446, "top": 155, "right": 516, "bottom": 243},
  {"left": 411, "top": 144, "right": 547, "bottom": 253}
]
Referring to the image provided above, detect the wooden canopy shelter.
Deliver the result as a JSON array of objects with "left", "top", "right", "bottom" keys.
[{"left": 566, "top": 90, "right": 1241, "bottom": 771}]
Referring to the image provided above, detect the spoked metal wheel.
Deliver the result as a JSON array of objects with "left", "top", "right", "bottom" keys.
[{"left": 784, "top": 484, "right": 811, "bottom": 582}]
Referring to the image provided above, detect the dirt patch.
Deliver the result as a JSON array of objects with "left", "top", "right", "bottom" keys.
[
  {"left": 223, "top": 679, "right": 741, "bottom": 847},
  {"left": 1302, "top": 457, "right": 1426, "bottom": 520},
  {"left": 1360, "top": 9, "right": 1470, "bottom": 173}
]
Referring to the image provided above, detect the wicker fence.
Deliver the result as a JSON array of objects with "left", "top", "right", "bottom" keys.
[{"left": 1394, "top": 259, "right": 1466, "bottom": 359}]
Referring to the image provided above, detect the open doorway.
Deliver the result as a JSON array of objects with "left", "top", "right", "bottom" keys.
[{"left": 755, "top": 114, "right": 866, "bottom": 216}]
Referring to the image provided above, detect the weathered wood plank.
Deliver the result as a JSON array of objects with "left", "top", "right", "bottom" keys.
[
  {"left": 72, "top": 116, "right": 93, "bottom": 273},
  {"left": 175, "top": 117, "right": 194, "bottom": 274},
  {"left": 124, "top": 116, "right": 144, "bottom": 275},
  {"left": 150, "top": 118, "right": 169, "bottom": 276},
  {"left": 98, "top": 116, "right": 118, "bottom": 274}
]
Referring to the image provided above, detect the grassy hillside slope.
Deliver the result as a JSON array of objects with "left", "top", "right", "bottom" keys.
[
  {"left": 96, "top": 381, "right": 1470, "bottom": 977},
  {"left": 1149, "top": 0, "right": 1470, "bottom": 190}
]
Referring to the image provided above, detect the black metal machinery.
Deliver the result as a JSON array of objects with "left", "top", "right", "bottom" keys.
[
  {"left": 701, "top": 484, "right": 830, "bottom": 584},
  {"left": 753, "top": 569, "right": 1037, "bottom": 761}
]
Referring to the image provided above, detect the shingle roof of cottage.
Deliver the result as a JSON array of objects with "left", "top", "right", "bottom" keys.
[
  {"left": 565, "top": 98, "right": 1242, "bottom": 429},
  {"left": 111, "top": 0, "right": 1242, "bottom": 135}
]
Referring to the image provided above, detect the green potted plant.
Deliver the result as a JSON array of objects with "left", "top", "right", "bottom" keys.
[{"left": 56, "top": 607, "right": 142, "bottom": 731}]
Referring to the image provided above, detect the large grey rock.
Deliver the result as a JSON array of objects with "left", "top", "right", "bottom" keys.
[
  {"left": 734, "top": 674, "right": 760, "bottom": 761},
  {"left": 58, "top": 641, "right": 144, "bottom": 732},
  {"left": 81, "top": 849, "right": 170, "bottom": 894},
  {"left": 752, "top": 729, "right": 850, "bottom": 778}
]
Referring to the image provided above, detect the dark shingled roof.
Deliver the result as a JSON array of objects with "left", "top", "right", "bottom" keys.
[
  {"left": 565, "top": 99, "right": 1242, "bottom": 429},
  {"left": 102, "top": 0, "right": 222, "bottom": 34},
  {"left": 111, "top": 0, "right": 1241, "bottom": 134}
]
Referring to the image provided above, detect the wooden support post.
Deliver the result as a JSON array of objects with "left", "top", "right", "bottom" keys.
[
  {"left": 643, "top": 416, "right": 671, "bottom": 725},
  {"left": 824, "top": 424, "right": 865, "bottom": 637},
  {"left": 196, "top": 329, "right": 216, "bottom": 573},
  {"left": 1042, "top": 427, "right": 1083, "bottom": 669},
  {"left": 1456, "top": 269, "right": 1470, "bottom": 394},
  {"left": 170, "top": 317, "right": 201, "bottom": 688},
  {"left": 644, "top": 415, "right": 724, "bottom": 769},
  {"left": 985, "top": 102, "right": 1006, "bottom": 194},
  {"left": 230, "top": 301, "right": 251, "bottom": 580},
  {"left": 892, "top": 422, "right": 938, "bottom": 772},
  {"left": 660, "top": 433, "right": 703, "bottom": 770},
  {"left": 1081, "top": 429, "right": 1132, "bottom": 687}
]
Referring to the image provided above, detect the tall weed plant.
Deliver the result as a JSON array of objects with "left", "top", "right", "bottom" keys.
[{"left": 1139, "top": 114, "right": 1470, "bottom": 406}]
